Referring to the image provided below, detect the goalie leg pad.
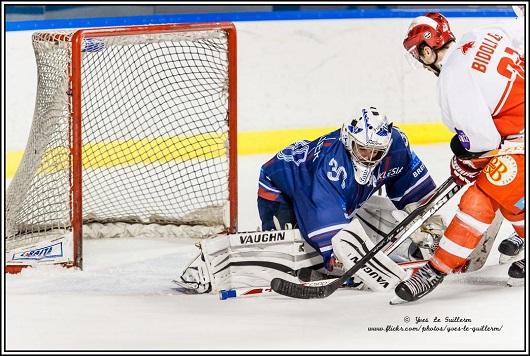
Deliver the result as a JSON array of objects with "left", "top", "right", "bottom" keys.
[
  {"left": 176, "top": 230, "right": 324, "bottom": 293},
  {"left": 332, "top": 219, "right": 407, "bottom": 292}
]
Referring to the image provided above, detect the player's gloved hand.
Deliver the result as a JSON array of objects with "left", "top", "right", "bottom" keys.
[
  {"left": 450, "top": 155, "right": 482, "bottom": 186},
  {"left": 448, "top": 134, "right": 490, "bottom": 186},
  {"left": 273, "top": 216, "right": 294, "bottom": 230}
]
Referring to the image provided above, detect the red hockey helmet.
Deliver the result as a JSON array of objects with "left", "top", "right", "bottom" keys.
[{"left": 403, "top": 12, "right": 455, "bottom": 62}]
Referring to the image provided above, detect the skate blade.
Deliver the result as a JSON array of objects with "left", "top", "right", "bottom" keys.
[
  {"left": 498, "top": 254, "right": 512, "bottom": 265},
  {"left": 507, "top": 278, "right": 524, "bottom": 287},
  {"left": 389, "top": 296, "right": 409, "bottom": 305},
  {"left": 499, "top": 249, "right": 525, "bottom": 265}
]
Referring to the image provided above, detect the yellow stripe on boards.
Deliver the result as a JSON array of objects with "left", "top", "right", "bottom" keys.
[
  {"left": 7, "top": 133, "right": 228, "bottom": 176},
  {"left": 5, "top": 123, "right": 452, "bottom": 179},
  {"left": 6, "top": 151, "right": 25, "bottom": 178},
  {"left": 238, "top": 128, "right": 329, "bottom": 155},
  {"left": 397, "top": 122, "right": 453, "bottom": 144},
  {"left": 81, "top": 133, "right": 228, "bottom": 169}
]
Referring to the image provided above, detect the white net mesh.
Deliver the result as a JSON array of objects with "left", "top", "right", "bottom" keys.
[{"left": 7, "top": 27, "right": 234, "bottom": 250}]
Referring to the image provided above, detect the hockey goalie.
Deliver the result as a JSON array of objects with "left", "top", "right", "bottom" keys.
[{"left": 175, "top": 106, "right": 447, "bottom": 294}]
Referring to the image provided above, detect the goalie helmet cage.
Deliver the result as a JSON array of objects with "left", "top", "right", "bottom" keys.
[{"left": 6, "top": 23, "right": 238, "bottom": 273}]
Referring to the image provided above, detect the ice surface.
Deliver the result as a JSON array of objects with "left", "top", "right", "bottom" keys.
[{"left": 5, "top": 144, "right": 527, "bottom": 351}]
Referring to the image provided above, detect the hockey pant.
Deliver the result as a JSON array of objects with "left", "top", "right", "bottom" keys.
[{"left": 431, "top": 154, "right": 525, "bottom": 273}]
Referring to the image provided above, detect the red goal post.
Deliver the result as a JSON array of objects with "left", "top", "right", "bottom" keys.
[{"left": 6, "top": 22, "right": 238, "bottom": 273}]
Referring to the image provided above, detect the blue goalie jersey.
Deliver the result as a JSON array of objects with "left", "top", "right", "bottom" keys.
[{"left": 257, "top": 127, "right": 436, "bottom": 263}]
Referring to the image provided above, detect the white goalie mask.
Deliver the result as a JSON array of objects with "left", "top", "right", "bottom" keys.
[{"left": 340, "top": 107, "right": 393, "bottom": 185}]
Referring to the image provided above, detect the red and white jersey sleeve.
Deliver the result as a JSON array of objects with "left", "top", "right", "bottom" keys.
[{"left": 437, "top": 24, "right": 525, "bottom": 153}]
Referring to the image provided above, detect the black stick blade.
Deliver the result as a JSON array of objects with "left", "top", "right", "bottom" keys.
[{"left": 271, "top": 277, "right": 339, "bottom": 299}]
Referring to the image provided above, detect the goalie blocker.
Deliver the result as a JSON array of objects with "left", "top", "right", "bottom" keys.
[{"left": 175, "top": 195, "right": 445, "bottom": 294}]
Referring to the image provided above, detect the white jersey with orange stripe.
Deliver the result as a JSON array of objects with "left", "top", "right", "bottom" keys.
[{"left": 436, "top": 22, "right": 525, "bottom": 153}]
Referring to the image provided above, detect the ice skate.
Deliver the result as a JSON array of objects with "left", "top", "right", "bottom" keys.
[
  {"left": 391, "top": 262, "right": 445, "bottom": 304},
  {"left": 498, "top": 233, "right": 525, "bottom": 264}
]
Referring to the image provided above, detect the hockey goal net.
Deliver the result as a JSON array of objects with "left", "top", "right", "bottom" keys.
[{"left": 6, "top": 23, "right": 237, "bottom": 273}]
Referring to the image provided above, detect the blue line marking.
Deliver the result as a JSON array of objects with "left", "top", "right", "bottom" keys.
[{"left": 6, "top": 8, "right": 516, "bottom": 31}]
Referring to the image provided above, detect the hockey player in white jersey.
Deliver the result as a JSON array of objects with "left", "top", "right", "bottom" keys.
[{"left": 394, "top": 10, "right": 525, "bottom": 303}]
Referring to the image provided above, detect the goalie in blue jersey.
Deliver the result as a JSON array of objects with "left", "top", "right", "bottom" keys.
[
  {"left": 176, "top": 106, "right": 446, "bottom": 294},
  {"left": 257, "top": 106, "right": 442, "bottom": 273}
]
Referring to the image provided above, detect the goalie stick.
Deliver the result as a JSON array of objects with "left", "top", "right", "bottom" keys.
[
  {"left": 219, "top": 278, "right": 353, "bottom": 300},
  {"left": 220, "top": 212, "right": 503, "bottom": 301},
  {"left": 270, "top": 177, "right": 461, "bottom": 299},
  {"left": 219, "top": 260, "right": 427, "bottom": 300}
]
